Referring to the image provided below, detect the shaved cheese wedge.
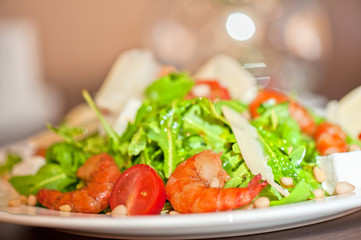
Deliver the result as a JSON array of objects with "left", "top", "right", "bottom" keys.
[
  {"left": 95, "top": 49, "right": 160, "bottom": 114},
  {"left": 318, "top": 151, "right": 361, "bottom": 195},
  {"left": 222, "top": 106, "right": 289, "bottom": 196},
  {"left": 113, "top": 97, "right": 142, "bottom": 135},
  {"left": 194, "top": 54, "right": 257, "bottom": 103},
  {"left": 12, "top": 155, "right": 45, "bottom": 176},
  {"left": 326, "top": 85, "right": 361, "bottom": 139}
]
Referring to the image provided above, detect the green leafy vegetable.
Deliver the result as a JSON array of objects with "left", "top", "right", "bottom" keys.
[
  {"left": 9, "top": 125, "right": 113, "bottom": 196},
  {"left": 9, "top": 163, "right": 76, "bottom": 195},
  {"left": 46, "top": 142, "right": 90, "bottom": 178},
  {"left": 250, "top": 102, "right": 321, "bottom": 197},
  {"left": 270, "top": 182, "right": 311, "bottom": 206},
  {"left": 145, "top": 73, "right": 194, "bottom": 105}
]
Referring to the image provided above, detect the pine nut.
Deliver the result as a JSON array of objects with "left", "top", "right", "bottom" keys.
[
  {"left": 280, "top": 177, "right": 294, "bottom": 188},
  {"left": 19, "top": 195, "right": 28, "bottom": 205},
  {"left": 59, "top": 204, "right": 72, "bottom": 212},
  {"left": 313, "top": 188, "right": 325, "bottom": 199},
  {"left": 169, "top": 211, "right": 180, "bottom": 215},
  {"left": 8, "top": 199, "right": 21, "bottom": 207},
  {"left": 111, "top": 205, "right": 128, "bottom": 217},
  {"left": 347, "top": 144, "right": 361, "bottom": 152},
  {"left": 27, "top": 195, "right": 37, "bottom": 206},
  {"left": 335, "top": 182, "right": 355, "bottom": 195},
  {"left": 254, "top": 197, "right": 270, "bottom": 208},
  {"left": 313, "top": 167, "right": 326, "bottom": 183}
]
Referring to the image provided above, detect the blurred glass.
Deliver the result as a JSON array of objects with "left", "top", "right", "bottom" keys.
[{"left": 0, "top": 20, "right": 62, "bottom": 146}]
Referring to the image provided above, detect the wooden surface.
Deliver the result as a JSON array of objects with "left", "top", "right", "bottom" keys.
[{"left": 1, "top": 209, "right": 361, "bottom": 240}]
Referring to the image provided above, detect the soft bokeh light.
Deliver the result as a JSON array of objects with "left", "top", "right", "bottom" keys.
[
  {"left": 151, "top": 20, "right": 197, "bottom": 66},
  {"left": 285, "top": 15, "right": 322, "bottom": 61},
  {"left": 226, "top": 13, "right": 256, "bottom": 41}
]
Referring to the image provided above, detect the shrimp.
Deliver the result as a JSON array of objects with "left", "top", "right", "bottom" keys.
[
  {"left": 165, "top": 150, "right": 267, "bottom": 213},
  {"left": 249, "top": 89, "right": 349, "bottom": 155},
  {"left": 36, "top": 153, "right": 121, "bottom": 213},
  {"left": 249, "top": 89, "right": 317, "bottom": 135},
  {"left": 314, "top": 122, "right": 348, "bottom": 155}
]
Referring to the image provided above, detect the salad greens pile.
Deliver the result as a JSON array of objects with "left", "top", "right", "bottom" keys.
[{"left": 4, "top": 72, "right": 329, "bottom": 205}]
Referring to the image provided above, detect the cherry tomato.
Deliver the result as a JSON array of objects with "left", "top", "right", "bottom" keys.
[
  {"left": 249, "top": 88, "right": 317, "bottom": 135},
  {"left": 188, "top": 80, "right": 231, "bottom": 100},
  {"left": 109, "top": 164, "right": 166, "bottom": 215},
  {"left": 314, "top": 122, "right": 348, "bottom": 155},
  {"left": 249, "top": 89, "right": 288, "bottom": 118},
  {"left": 358, "top": 132, "right": 361, "bottom": 141}
]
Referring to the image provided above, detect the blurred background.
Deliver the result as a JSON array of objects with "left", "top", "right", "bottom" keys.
[{"left": 0, "top": 0, "right": 360, "bottom": 146}]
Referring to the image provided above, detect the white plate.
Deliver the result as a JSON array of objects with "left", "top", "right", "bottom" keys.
[
  {"left": 1, "top": 142, "right": 361, "bottom": 239},
  {"left": 0, "top": 192, "right": 361, "bottom": 239}
]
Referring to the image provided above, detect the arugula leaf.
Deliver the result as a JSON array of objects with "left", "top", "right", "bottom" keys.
[
  {"left": 290, "top": 146, "right": 306, "bottom": 166},
  {"left": 120, "top": 78, "right": 236, "bottom": 180},
  {"left": 146, "top": 102, "right": 181, "bottom": 178},
  {"left": 47, "top": 124, "right": 87, "bottom": 145},
  {"left": 346, "top": 135, "right": 361, "bottom": 147},
  {"left": 82, "top": 90, "right": 132, "bottom": 169},
  {"left": 128, "top": 127, "right": 147, "bottom": 156},
  {"left": 82, "top": 90, "right": 119, "bottom": 146},
  {"left": 46, "top": 142, "right": 90, "bottom": 178},
  {"left": 145, "top": 73, "right": 194, "bottom": 105},
  {"left": 9, "top": 163, "right": 77, "bottom": 195},
  {"left": 183, "top": 103, "right": 230, "bottom": 150},
  {"left": 270, "top": 182, "right": 311, "bottom": 206}
]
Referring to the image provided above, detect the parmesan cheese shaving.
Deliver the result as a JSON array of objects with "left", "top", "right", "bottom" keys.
[
  {"left": 326, "top": 85, "right": 361, "bottom": 140},
  {"left": 95, "top": 49, "right": 160, "bottom": 114},
  {"left": 222, "top": 106, "right": 289, "bottom": 197},
  {"left": 194, "top": 54, "right": 257, "bottom": 103}
]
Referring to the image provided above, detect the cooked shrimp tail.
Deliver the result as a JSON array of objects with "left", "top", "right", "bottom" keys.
[
  {"left": 246, "top": 174, "right": 268, "bottom": 198},
  {"left": 165, "top": 150, "right": 267, "bottom": 213},
  {"left": 37, "top": 153, "right": 121, "bottom": 213}
]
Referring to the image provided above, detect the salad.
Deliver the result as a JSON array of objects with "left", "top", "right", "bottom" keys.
[{"left": 1, "top": 49, "right": 361, "bottom": 216}]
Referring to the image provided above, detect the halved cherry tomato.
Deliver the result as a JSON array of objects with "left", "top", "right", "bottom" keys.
[
  {"left": 249, "top": 88, "right": 289, "bottom": 118},
  {"left": 188, "top": 80, "right": 231, "bottom": 100},
  {"left": 109, "top": 164, "right": 166, "bottom": 215}
]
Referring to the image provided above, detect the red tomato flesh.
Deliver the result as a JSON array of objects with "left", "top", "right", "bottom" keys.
[
  {"left": 189, "top": 79, "right": 231, "bottom": 100},
  {"left": 249, "top": 88, "right": 289, "bottom": 118},
  {"left": 109, "top": 164, "right": 166, "bottom": 215}
]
